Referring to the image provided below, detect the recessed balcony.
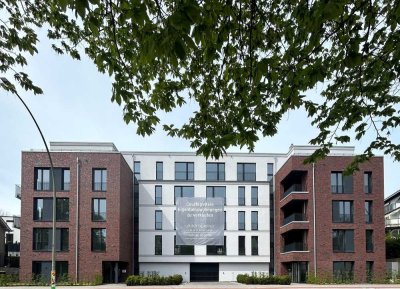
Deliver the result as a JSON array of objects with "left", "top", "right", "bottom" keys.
[
  {"left": 282, "top": 213, "right": 307, "bottom": 226},
  {"left": 283, "top": 242, "right": 308, "bottom": 253}
]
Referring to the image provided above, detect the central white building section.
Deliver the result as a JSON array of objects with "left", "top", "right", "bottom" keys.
[{"left": 123, "top": 152, "right": 286, "bottom": 282}]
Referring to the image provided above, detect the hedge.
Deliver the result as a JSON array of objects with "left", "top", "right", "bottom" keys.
[
  {"left": 126, "top": 274, "right": 183, "bottom": 286},
  {"left": 237, "top": 273, "right": 291, "bottom": 285}
]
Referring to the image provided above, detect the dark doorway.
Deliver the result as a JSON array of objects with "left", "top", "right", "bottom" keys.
[
  {"left": 102, "top": 261, "right": 128, "bottom": 283},
  {"left": 190, "top": 263, "right": 219, "bottom": 282},
  {"left": 290, "top": 261, "right": 308, "bottom": 283}
]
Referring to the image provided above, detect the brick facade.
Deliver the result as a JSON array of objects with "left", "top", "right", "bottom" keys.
[{"left": 275, "top": 155, "right": 385, "bottom": 282}]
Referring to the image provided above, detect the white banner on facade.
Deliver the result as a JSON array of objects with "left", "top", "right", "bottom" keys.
[{"left": 176, "top": 197, "right": 224, "bottom": 245}]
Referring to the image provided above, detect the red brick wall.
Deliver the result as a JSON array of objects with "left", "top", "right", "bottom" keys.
[
  {"left": 20, "top": 151, "right": 133, "bottom": 282},
  {"left": 275, "top": 155, "right": 385, "bottom": 282}
]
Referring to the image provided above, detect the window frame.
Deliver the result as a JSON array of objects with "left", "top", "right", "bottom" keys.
[
  {"left": 206, "top": 186, "right": 226, "bottom": 205},
  {"left": 92, "top": 168, "right": 107, "bottom": 191},
  {"left": 238, "top": 236, "right": 246, "bottom": 255},
  {"left": 237, "top": 163, "right": 256, "bottom": 181},
  {"left": 174, "top": 162, "right": 194, "bottom": 180},
  {"left": 92, "top": 198, "right": 106, "bottom": 221},
  {"left": 251, "top": 186, "right": 258, "bottom": 206},
  {"left": 155, "top": 185, "right": 162, "bottom": 205},
  {"left": 332, "top": 201, "right": 353, "bottom": 223},
  {"left": 365, "top": 201, "right": 373, "bottom": 224},
  {"left": 155, "top": 235, "right": 162, "bottom": 255},
  {"left": 91, "top": 228, "right": 106, "bottom": 252},
  {"left": 332, "top": 229, "right": 354, "bottom": 252},
  {"left": 155, "top": 210, "right": 162, "bottom": 230},
  {"left": 238, "top": 186, "right": 245, "bottom": 206},
  {"left": 206, "top": 163, "right": 225, "bottom": 181},
  {"left": 251, "top": 211, "right": 258, "bottom": 230},
  {"left": 238, "top": 211, "right": 245, "bottom": 230},
  {"left": 251, "top": 236, "right": 258, "bottom": 255},
  {"left": 156, "top": 162, "right": 163, "bottom": 180}
]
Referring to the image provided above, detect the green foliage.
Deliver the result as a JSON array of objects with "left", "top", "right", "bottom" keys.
[
  {"left": 1, "top": 0, "right": 400, "bottom": 168},
  {"left": 386, "top": 234, "right": 400, "bottom": 259},
  {"left": 0, "top": 274, "right": 19, "bottom": 286},
  {"left": 126, "top": 274, "right": 183, "bottom": 286},
  {"left": 236, "top": 273, "right": 291, "bottom": 285}
]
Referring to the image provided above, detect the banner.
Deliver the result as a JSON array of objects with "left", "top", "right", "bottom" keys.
[{"left": 176, "top": 197, "right": 224, "bottom": 245}]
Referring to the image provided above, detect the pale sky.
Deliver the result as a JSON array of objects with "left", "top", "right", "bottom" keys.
[{"left": 0, "top": 30, "right": 399, "bottom": 216}]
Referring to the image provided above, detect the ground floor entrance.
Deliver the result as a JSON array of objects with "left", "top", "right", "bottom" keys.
[
  {"left": 190, "top": 263, "right": 219, "bottom": 282},
  {"left": 102, "top": 261, "right": 129, "bottom": 283},
  {"left": 288, "top": 261, "right": 308, "bottom": 283}
]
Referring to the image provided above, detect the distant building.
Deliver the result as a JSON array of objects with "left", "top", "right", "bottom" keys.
[
  {"left": 1, "top": 215, "right": 21, "bottom": 267},
  {"left": 385, "top": 190, "right": 400, "bottom": 236},
  {"left": 0, "top": 217, "right": 11, "bottom": 267}
]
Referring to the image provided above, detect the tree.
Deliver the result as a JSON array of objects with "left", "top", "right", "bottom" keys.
[{"left": 1, "top": 0, "right": 399, "bottom": 170}]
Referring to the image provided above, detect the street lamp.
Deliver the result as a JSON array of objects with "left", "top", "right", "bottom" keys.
[{"left": 1, "top": 77, "right": 57, "bottom": 289}]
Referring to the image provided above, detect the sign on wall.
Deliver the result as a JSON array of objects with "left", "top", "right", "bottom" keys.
[{"left": 176, "top": 197, "right": 224, "bottom": 245}]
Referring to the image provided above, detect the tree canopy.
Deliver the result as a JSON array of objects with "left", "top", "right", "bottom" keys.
[{"left": 1, "top": 0, "right": 399, "bottom": 169}]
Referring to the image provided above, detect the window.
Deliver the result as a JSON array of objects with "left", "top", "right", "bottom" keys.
[
  {"left": 174, "top": 236, "right": 194, "bottom": 255},
  {"left": 331, "top": 172, "right": 353, "bottom": 194},
  {"left": 238, "top": 186, "right": 245, "bottom": 206},
  {"left": 237, "top": 163, "right": 256, "bottom": 181},
  {"left": 156, "top": 162, "right": 163, "bottom": 180},
  {"left": 62, "top": 169, "right": 70, "bottom": 191},
  {"left": 365, "top": 201, "right": 373, "bottom": 223},
  {"left": 92, "top": 198, "right": 106, "bottom": 221},
  {"left": 251, "top": 186, "right": 258, "bottom": 206},
  {"left": 175, "top": 162, "right": 194, "bottom": 180},
  {"left": 366, "top": 230, "right": 373, "bottom": 252},
  {"left": 206, "top": 163, "right": 225, "bottom": 181},
  {"left": 238, "top": 211, "right": 245, "bottom": 230},
  {"left": 33, "top": 198, "right": 69, "bottom": 221},
  {"left": 91, "top": 228, "right": 106, "bottom": 251},
  {"left": 238, "top": 236, "right": 245, "bottom": 255},
  {"left": 155, "top": 186, "right": 162, "bottom": 205},
  {"left": 364, "top": 172, "right": 372, "bottom": 194},
  {"left": 366, "top": 261, "right": 373, "bottom": 282},
  {"left": 224, "top": 211, "right": 226, "bottom": 230},
  {"left": 174, "top": 186, "right": 194, "bottom": 204},
  {"left": 332, "top": 201, "right": 353, "bottom": 223},
  {"left": 206, "top": 186, "right": 226, "bottom": 204},
  {"left": 6, "top": 233, "right": 13, "bottom": 244},
  {"left": 155, "top": 235, "right": 162, "bottom": 255},
  {"left": 251, "top": 211, "right": 258, "bottom": 230},
  {"left": 267, "top": 163, "right": 274, "bottom": 184},
  {"left": 93, "top": 169, "right": 107, "bottom": 191},
  {"left": 155, "top": 210, "right": 162, "bottom": 230},
  {"left": 207, "top": 236, "right": 226, "bottom": 255},
  {"left": 251, "top": 236, "right": 258, "bottom": 255},
  {"left": 33, "top": 228, "right": 69, "bottom": 251},
  {"left": 174, "top": 210, "right": 176, "bottom": 230},
  {"left": 32, "top": 261, "right": 68, "bottom": 282},
  {"left": 333, "top": 230, "right": 354, "bottom": 252},
  {"left": 35, "top": 168, "right": 50, "bottom": 191},
  {"left": 333, "top": 261, "right": 354, "bottom": 281}
]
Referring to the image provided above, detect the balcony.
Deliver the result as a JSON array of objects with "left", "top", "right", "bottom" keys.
[
  {"left": 282, "top": 184, "right": 304, "bottom": 199},
  {"left": 282, "top": 213, "right": 306, "bottom": 226},
  {"left": 283, "top": 242, "right": 307, "bottom": 253},
  {"left": 15, "top": 185, "right": 21, "bottom": 199},
  {"left": 386, "top": 218, "right": 400, "bottom": 228}
]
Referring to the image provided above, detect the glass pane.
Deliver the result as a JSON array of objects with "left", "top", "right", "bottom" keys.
[{"left": 238, "top": 187, "right": 245, "bottom": 206}]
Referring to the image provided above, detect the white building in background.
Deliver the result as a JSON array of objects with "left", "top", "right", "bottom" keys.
[{"left": 123, "top": 152, "right": 286, "bottom": 282}]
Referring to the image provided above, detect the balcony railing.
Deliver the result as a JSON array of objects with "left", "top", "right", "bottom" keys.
[
  {"left": 283, "top": 242, "right": 307, "bottom": 252},
  {"left": 282, "top": 213, "right": 306, "bottom": 226},
  {"left": 386, "top": 218, "right": 400, "bottom": 227},
  {"left": 282, "top": 184, "right": 304, "bottom": 199}
]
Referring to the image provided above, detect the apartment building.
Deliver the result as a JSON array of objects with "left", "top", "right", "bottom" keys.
[
  {"left": 275, "top": 146, "right": 385, "bottom": 282},
  {"left": 18, "top": 142, "right": 385, "bottom": 283}
]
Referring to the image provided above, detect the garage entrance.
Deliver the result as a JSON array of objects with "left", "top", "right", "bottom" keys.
[{"left": 190, "top": 263, "right": 219, "bottom": 282}]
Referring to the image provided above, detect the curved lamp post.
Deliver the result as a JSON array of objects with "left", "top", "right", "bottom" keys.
[{"left": 1, "top": 77, "right": 57, "bottom": 289}]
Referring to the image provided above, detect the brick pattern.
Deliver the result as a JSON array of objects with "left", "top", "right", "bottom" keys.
[
  {"left": 275, "top": 156, "right": 385, "bottom": 282},
  {"left": 19, "top": 152, "right": 133, "bottom": 282}
]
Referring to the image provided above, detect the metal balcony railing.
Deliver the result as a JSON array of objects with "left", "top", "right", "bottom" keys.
[
  {"left": 283, "top": 242, "right": 307, "bottom": 252},
  {"left": 282, "top": 213, "right": 306, "bottom": 226},
  {"left": 282, "top": 184, "right": 304, "bottom": 199}
]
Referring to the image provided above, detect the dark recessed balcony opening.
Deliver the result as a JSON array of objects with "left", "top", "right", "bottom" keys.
[
  {"left": 282, "top": 230, "right": 308, "bottom": 252},
  {"left": 282, "top": 200, "right": 308, "bottom": 226},
  {"left": 281, "top": 170, "right": 307, "bottom": 199}
]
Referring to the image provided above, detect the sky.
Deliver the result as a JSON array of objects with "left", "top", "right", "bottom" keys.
[{"left": 0, "top": 30, "right": 399, "bottom": 216}]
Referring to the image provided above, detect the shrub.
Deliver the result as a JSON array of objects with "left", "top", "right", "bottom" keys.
[
  {"left": 126, "top": 274, "right": 183, "bottom": 286},
  {"left": 236, "top": 273, "right": 290, "bottom": 285},
  {"left": 0, "top": 274, "right": 19, "bottom": 286}
]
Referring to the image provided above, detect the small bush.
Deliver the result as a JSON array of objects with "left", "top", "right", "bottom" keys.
[
  {"left": 236, "top": 273, "right": 290, "bottom": 285},
  {"left": 0, "top": 274, "right": 19, "bottom": 286},
  {"left": 126, "top": 274, "right": 183, "bottom": 286}
]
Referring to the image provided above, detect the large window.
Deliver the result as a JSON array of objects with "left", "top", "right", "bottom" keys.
[
  {"left": 206, "top": 163, "right": 225, "bottom": 181},
  {"left": 91, "top": 228, "right": 106, "bottom": 251},
  {"left": 34, "top": 168, "right": 70, "bottom": 191},
  {"left": 251, "top": 211, "right": 258, "bottom": 230},
  {"left": 267, "top": 163, "right": 274, "bottom": 184},
  {"left": 155, "top": 210, "right": 162, "bottom": 230},
  {"left": 238, "top": 211, "right": 245, "bottom": 230},
  {"left": 331, "top": 172, "right": 353, "bottom": 194},
  {"left": 237, "top": 163, "right": 256, "bottom": 181},
  {"left": 364, "top": 172, "right": 372, "bottom": 194},
  {"left": 156, "top": 162, "right": 163, "bottom": 180},
  {"left": 33, "top": 228, "right": 69, "bottom": 251},
  {"left": 366, "top": 230, "right": 373, "bottom": 252},
  {"left": 93, "top": 169, "right": 107, "bottom": 191},
  {"left": 32, "top": 261, "right": 68, "bottom": 282},
  {"left": 365, "top": 201, "right": 373, "bottom": 223},
  {"left": 174, "top": 186, "right": 194, "bottom": 204},
  {"left": 238, "top": 186, "right": 245, "bottom": 206},
  {"left": 333, "top": 230, "right": 354, "bottom": 252},
  {"left": 206, "top": 186, "right": 226, "bottom": 204},
  {"left": 61, "top": 169, "right": 70, "bottom": 191},
  {"left": 251, "top": 186, "right": 258, "bottom": 206},
  {"left": 175, "top": 162, "right": 194, "bottom": 180},
  {"left": 35, "top": 168, "right": 50, "bottom": 191},
  {"left": 332, "top": 201, "right": 353, "bottom": 223},
  {"left": 238, "top": 236, "right": 245, "bottom": 255},
  {"left": 251, "top": 236, "right": 258, "bottom": 255},
  {"left": 366, "top": 261, "right": 373, "bottom": 282},
  {"left": 174, "top": 236, "right": 194, "bottom": 255},
  {"left": 155, "top": 235, "right": 162, "bottom": 255},
  {"left": 155, "top": 186, "right": 162, "bottom": 205},
  {"left": 92, "top": 198, "right": 106, "bottom": 221},
  {"left": 34, "top": 198, "right": 69, "bottom": 221},
  {"left": 207, "top": 236, "right": 226, "bottom": 255},
  {"left": 333, "top": 261, "right": 354, "bottom": 281}
]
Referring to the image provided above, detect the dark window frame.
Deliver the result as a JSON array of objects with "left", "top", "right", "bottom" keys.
[
  {"left": 251, "top": 211, "right": 258, "bottom": 230},
  {"left": 366, "top": 230, "right": 374, "bottom": 252},
  {"left": 155, "top": 210, "right": 162, "bottom": 230},
  {"left": 238, "top": 186, "right": 245, "bottom": 206},
  {"left": 92, "top": 168, "right": 107, "bottom": 191},
  {"left": 174, "top": 236, "right": 194, "bottom": 255},
  {"left": 364, "top": 172, "right": 372, "bottom": 194},
  {"left": 251, "top": 236, "right": 258, "bottom": 255},
  {"left": 155, "top": 186, "right": 162, "bottom": 205},
  {"left": 238, "top": 236, "right": 245, "bottom": 255},
  {"left": 155, "top": 235, "right": 162, "bottom": 255},
  {"left": 174, "top": 162, "right": 194, "bottom": 180},
  {"left": 237, "top": 163, "right": 256, "bottom": 181},
  {"left": 33, "top": 228, "right": 69, "bottom": 252},
  {"left": 365, "top": 201, "right": 373, "bottom": 224},
  {"left": 91, "top": 228, "right": 106, "bottom": 251},
  {"left": 333, "top": 229, "right": 354, "bottom": 252},
  {"left": 251, "top": 186, "right": 258, "bottom": 206},
  {"left": 174, "top": 186, "right": 194, "bottom": 205},
  {"left": 156, "top": 162, "right": 163, "bottom": 180},
  {"left": 206, "top": 186, "right": 226, "bottom": 205},
  {"left": 332, "top": 201, "right": 353, "bottom": 223},
  {"left": 206, "top": 163, "right": 225, "bottom": 181},
  {"left": 92, "top": 198, "right": 106, "bottom": 221},
  {"left": 238, "top": 211, "right": 245, "bottom": 230},
  {"left": 33, "top": 198, "right": 69, "bottom": 221}
]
